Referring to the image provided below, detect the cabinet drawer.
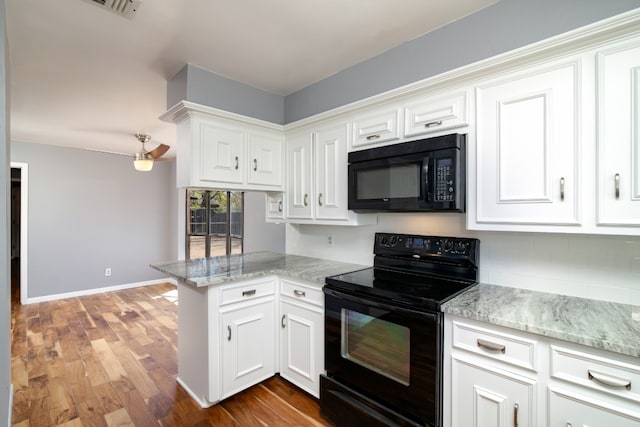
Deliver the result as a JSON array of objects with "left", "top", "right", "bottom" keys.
[
  {"left": 550, "top": 345, "right": 640, "bottom": 403},
  {"left": 549, "top": 386, "right": 640, "bottom": 426},
  {"left": 403, "top": 90, "right": 468, "bottom": 138},
  {"left": 280, "top": 279, "right": 324, "bottom": 307},
  {"left": 452, "top": 321, "right": 538, "bottom": 371},
  {"left": 219, "top": 278, "right": 276, "bottom": 306},
  {"left": 351, "top": 108, "right": 400, "bottom": 149}
]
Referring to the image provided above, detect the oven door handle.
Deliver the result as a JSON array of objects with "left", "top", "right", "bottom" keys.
[{"left": 324, "top": 288, "right": 438, "bottom": 321}]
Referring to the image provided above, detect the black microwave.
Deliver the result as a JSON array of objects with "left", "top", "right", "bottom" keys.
[{"left": 347, "top": 133, "right": 466, "bottom": 212}]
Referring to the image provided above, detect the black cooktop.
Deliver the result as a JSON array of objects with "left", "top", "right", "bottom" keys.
[{"left": 324, "top": 232, "right": 480, "bottom": 312}]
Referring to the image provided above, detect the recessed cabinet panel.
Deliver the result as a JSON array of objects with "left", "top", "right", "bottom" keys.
[
  {"left": 200, "top": 122, "right": 244, "bottom": 184},
  {"left": 286, "top": 134, "right": 313, "bottom": 219},
  {"left": 351, "top": 108, "right": 400, "bottom": 149},
  {"left": 475, "top": 61, "right": 580, "bottom": 226},
  {"left": 597, "top": 41, "right": 640, "bottom": 225}
]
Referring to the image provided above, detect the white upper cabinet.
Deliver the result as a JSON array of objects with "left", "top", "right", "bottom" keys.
[
  {"left": 199, "top": 120, "right": 245, "bottom": 184},
  {"left": 473, "top": 59, "right": 581, "bottom": 228},
  {"left": 404, "top": 89, "right": 469, "bottom": 138},
  {"left": 350, "top": 107, "right": 400, "bottom": 150},
  {"left": 247, "top": 131, "right": 283, "bottom": 187},
  {"left": 596, "top": 39, "right": 640, "bottom": 227},
  {"left": 162, "top": 103, "right": 284, "bottom": 191},
  {"left": 284, "top": 122, "right": 376, "bottom": 225}
]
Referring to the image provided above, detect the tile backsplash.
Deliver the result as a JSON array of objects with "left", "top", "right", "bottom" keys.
[{"left": 285, "top": 213, "right": 640, "bottom": 306}]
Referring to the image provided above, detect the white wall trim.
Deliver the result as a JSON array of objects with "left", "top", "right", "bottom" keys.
[
  {"left": 23, "top": 277, "right": 177, "bottom": 304},
  {"left": 10, "top": 162, "right": 28, "bottom": 305}
]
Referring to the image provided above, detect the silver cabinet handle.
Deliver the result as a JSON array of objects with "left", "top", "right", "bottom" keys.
[
  {"left": 242, "top": 289, "right": 256, "bottom": 297},
  {"left": 303, "top": 194, "right": 308, "bottom": 207},
  {"left": 366, "top": 134, "right": 381, "bottom": 141},
  {"left": 253, "top": 158, "right": 257, "bottom": 172},
  {"left": 615, "top": 173, "right": 620, "bottom": 199},
  {"left": 425, "top": 120, "right": 443, "bottom": 128},
  {"left": 513, "top": 403, "right": 519, "bottom": 427},
  {"left": 227, "top": 325, "right": 231, "bottom": 341},
  {"left": 318, "top": 193, "right": 323, "bottom": 206},
  {"left": 477, "top": 338, "right": 506, "bottom": 354},
  {"left": 234, "top": 156, "right": 239, "bottom": 170},
  {"left": 293, "top": 290, "right": 306, "bottom": 298},
  {"left": 588, "top": 369, "right": 631, "bottom": 390},
  {"left": 277, "top": 200, "right": 283, "bottom": 212},
  {"left": 560, "top": 177, "right": 565, "bottom": 201},
  {"left": 566, "top": 423, "right": 572, "bottom": 427},
  {"left": 281, "top": 314, "right": 286, "bottom": 328}
]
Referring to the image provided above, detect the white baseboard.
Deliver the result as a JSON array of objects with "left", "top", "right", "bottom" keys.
[
  {"left": 176, "top": 377, "right": 215, "bottom": 408},
  {"left": 23, "top": 277, "right": 178, "bottom": 304}
]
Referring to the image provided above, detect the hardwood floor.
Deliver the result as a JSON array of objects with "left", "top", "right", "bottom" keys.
[{"left": 10, "top": 282, "right": 333, "bottom": 426}]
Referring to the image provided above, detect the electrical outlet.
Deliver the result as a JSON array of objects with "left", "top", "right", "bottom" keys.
[
  {"left": 105, "top": 268, "right": 111, "bottom": 277},
  {"left": 327, "top": 235, "right": 333, "bottom": 246}
]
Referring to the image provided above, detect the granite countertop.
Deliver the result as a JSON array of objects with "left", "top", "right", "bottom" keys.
[
  {"left": 151, "top": 251, "right": 368, "bottom": 288},
  {"left": 442, "top": 283, "right": 640, "bottom": 358}
]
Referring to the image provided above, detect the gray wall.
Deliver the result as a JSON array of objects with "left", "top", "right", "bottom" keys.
[
  {"left": 166, "top": 0, "right": 640, "bottom": 125},
  {"left": 10, "top": 141, "right": 175, "bottom": 300},
  {"left": 284, "top": 0, "right": 640, "bottom": 122},
  {"left": 0, "top": 0, "right": 10, "bottom": 422},
  {"left": 167, "top": 64, "right": 285, "bottom": 124},
  {"left": 243, "top": 192, "right": 285, "bottom": 254}
]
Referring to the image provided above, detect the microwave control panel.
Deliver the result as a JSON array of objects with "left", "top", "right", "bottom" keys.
[{"left": 434, "top": 157, "right": 455, "bottom": 202}]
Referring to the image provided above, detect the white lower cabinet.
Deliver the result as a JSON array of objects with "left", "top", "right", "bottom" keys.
[
  {"left": 279, "top": 278, "right": 324, "bottom": 398},
  {"left": 445, "top": 315, "right": 640, "bottom": 427},
  {"left": 451, "top": 357, "right": 535, "bottom": 427},
  {"left": 221, "top": 297, "right": 276, "bottom": 399}
]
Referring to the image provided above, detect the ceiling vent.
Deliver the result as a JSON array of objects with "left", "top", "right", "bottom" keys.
[{"left": 82, "top": 0, "right": 141, "bottom": 19}]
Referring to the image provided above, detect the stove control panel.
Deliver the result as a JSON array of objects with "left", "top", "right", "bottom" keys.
[{"left": 375, "top": 232, "right": 479, "bottom": 266}]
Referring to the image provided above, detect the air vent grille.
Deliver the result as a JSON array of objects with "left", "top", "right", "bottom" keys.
[{"left": 83, "top": 0, "right": 141, "bottom": 19}]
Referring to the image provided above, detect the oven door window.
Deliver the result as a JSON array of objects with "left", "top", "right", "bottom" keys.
[{"left": 342, "top": 309, "right": 410, "bottom": 385}]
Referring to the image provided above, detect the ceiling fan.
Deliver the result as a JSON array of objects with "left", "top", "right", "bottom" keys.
[{"left": 132, "top": 133, "right": 170, "bottom": 171}]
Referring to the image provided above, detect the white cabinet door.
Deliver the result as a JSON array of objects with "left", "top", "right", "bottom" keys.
[
  {"left": 279, "top": 299, "right": 324, "bottom": 397},
  {"left": 199, "top": 120, "right": 245, "bottom": 184},
  {"left": 247, "top": 131, "right": 283, "bottom": 187},
  {"left": 404, "top": 90, "right": 468, "bottom": 138},
  {"left": 549, "top": 387, "right": 640, "bottom": 427},
  {"left": 221, "top": 298, "right": 276, "bottom": 398},
  {"left": 451, "top": 357, "right": 536, "bottom": 427},
  {"left": 351, "top": 107, "right": 400, "bottom": 149},
  {"left": 285, "top": 133, "right": 313, "bottom": 219},
  {"left": 597, "top": 40, "right": 640, "bottom": 226},
  {"left": 474, "top": 61, "right": 580, "bottom": 226},
  {"left": 314, "top": 122, "right": 350, "bottom": 220}
]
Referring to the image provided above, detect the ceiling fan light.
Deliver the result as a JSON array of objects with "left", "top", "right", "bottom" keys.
[{"left": 133, "top": 153, "right": 154, "bottom": 171}]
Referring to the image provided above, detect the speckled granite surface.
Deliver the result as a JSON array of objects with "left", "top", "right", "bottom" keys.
[
  {"left": 151, "top": 251, "right": 368, "bottom": 288},
  {"left": 442, "top": 283, "right": 640, "bottom": 358}
]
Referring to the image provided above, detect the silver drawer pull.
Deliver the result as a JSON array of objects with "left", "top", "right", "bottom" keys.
[
  {"left": 234, "top": 156, "right": 239, "bottom": 170},
  {"left": 281, "top": 314, "right": 286, "bottom": 328},
  {"left": 477, "top": 338, "right": 506, "bottom": 353},
  {"left": 588, "top": 369, "right": 631, "bottom": 390},
  {"left": 560, "top": 177, "right": 565, "bottom": 201},
  {"left": 303, "top": 194, "right": 308, "bottom": 207},
  {"left": 366, "top": 134, "right": 381, "bottom": 141},
  {"left": 318, "top": 193, "right": 323, "bottom": 207},
  {"left": 293, "top": 290, "right": 306, "bottom": 298},
  {"left": 615, "top": 173, "right": 620, "bottom": 199},
  {"left": 513, "top": 403, "right": 519, "bottom": 427},
  {"left": 253, "top": 158, "right": 258, "bottom": 171},
  {"left": 278, "top": 200, "right": 283, "bottom": 212},
  {"left": 242, "top": 289, "right": 256, "bottom": 297},
  {"left": 425, "top": 120, "right": 443, "bottom": 128},
  {"left": 227, "top": 325, "right": 231, "bottom": 341}
]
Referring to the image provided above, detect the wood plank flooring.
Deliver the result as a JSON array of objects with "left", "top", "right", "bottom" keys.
[{"left": 10, "top": 282, "right": 333, "bottom": 426}]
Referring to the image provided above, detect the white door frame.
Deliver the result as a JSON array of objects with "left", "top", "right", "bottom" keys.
[{"left": 10, "top": 162, "right": 28, "bottom": 305}]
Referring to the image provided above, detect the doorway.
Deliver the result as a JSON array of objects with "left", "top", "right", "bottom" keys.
[{"left": 10, "top": 162, "right": 28, "bottom": 304}]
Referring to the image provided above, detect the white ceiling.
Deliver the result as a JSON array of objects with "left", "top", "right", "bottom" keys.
[{"left": 6, "top": 0, "right": 499, "bottom": 159}]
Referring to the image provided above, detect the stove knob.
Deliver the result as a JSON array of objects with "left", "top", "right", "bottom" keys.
[
  {"left": 455, "top": 241, "right": 467, "bottom": 254},
  {"left": 390, "top": 235, "right": 398, "bottom": 246},
  {"left": 442, "top": 239, "right": 453, "bottom": 252},
  {"left": 380, "top": 236, "right": 389, "bottom": 246}
]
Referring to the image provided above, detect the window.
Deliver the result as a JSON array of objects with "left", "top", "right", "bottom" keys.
[{"left": 186, "top": 190, "right": 243, "bottom": 258}]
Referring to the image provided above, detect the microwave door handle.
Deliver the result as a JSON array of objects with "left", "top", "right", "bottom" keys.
[{"left": 424, "top": 157, "right": 431, "bottom": 201}]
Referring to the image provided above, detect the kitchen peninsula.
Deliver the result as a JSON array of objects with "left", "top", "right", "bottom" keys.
[{"left": 151, "top": 251, "right": 367, "bottom": 407}]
